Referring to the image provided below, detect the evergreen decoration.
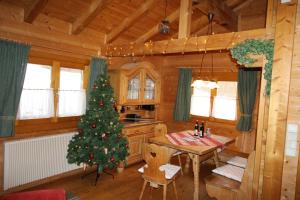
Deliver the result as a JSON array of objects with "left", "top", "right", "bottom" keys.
[
  {"left": 67, "top": 71, "right": 128, "bottom": 173},
  {"left": 230, "top": 39, "right": 274, "bottom": 96}
]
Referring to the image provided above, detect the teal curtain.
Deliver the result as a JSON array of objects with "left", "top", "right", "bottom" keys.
[
  {"left": 173, "top": 68, "right": 192, "bottom": 121},
  {"left": 86, "top": 57, "right": 107, "bottom": 105},
  {"left": 0, "top": 39, "right": 31, "bottom": 137},
  {"left": 236, "top": 69, "right": 258, "bottom": 132}
]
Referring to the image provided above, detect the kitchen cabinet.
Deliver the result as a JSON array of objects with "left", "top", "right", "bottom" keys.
[
  {"left": 109, "top": 61, "right": 161, "bottom": 105},
  {"left": 122, "top": 123, "right": 156, "bottom": 165}
]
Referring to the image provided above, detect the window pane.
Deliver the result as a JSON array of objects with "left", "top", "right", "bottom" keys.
[
  {"left": 23, "top": 64, "right": 51, "bottom": 89},
  {"left": 60, "top": 68, "right": 83, "bottom": 90},
  {"left": 144, "top": 75, "right": 155, "bottom": 100},
  {"left": 127, "top": 75, "right": 140, "bottom": 100},
  {"left": 58, "top": 68, "right": 86, "bottom": 117},
  {"left": 18, "top": 89, "right": 54, "bottom": 119},
  {"left": 212, "top": 81, "right": 237, "bottom": 120},
  {"left": 190, "top": 83, "right": 211, "bottom": 117},
  {"left": 18, "top": 63, "right": 54, "bottom": 119},
  {"left": 58, "top": 90, "right": 86, "bottom": 117}
]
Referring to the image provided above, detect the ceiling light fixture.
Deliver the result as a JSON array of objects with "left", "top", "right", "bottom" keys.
[
  {"left": 192, "top": 12, "right": 219, "bottom": 89},
  {"left": 159, "top": 0, "right": 170, "bottom": 34}
]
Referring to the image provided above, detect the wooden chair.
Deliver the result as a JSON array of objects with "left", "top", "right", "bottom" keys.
[
  {"left": 154, "top": 123, "right": 184, "bottom": 175},
  {"left": 205, "top": 151, "right": 255, "bottom": 200},
  {"left": 138, "top": 143, "right": 180, "bottom": 200}
]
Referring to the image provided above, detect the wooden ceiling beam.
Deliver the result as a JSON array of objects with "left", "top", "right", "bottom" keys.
[
  {"left": 194, "top": 0, "right": 238, "bottom": 31},
  {"left": 105, "top": 0, "right": 156, "bottom": 44},
  {"left": 194, "top": 1, "right": 222, "bottom": 24},
  {"left": 24, "top": 0, "right": 48, "bottom": 23},
  {"left": 172, "top": 15, "right": 208, "bottom": 38},
  {"left": 209, "top": 0, "right": 238, "bottom": 31},
  {"left": 0, "top": 19, "right": 100, "bottom": 57},
  {"left": 72, "top": 0, "right": 109, "bottom": 35},
  {"left": 178, "top": 0, "right": 192, "bottom": 38},
  {"left": 233, "top": 0, "right": 254, "bottom": 12},
  {"left": 104, "top": 28, "right": 267, "bottom": 57},
  {"left": 135, "top": 8, "right": 180, "bottom": 44}
]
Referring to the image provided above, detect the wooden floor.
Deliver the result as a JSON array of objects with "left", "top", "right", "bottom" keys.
[{"left": 26, "top": 157, "right": 215, "bottom": 200}]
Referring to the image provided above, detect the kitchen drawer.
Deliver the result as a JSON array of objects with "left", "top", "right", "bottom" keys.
[{"left": 123, "top": 124, "right": 155, "bottom": 136}]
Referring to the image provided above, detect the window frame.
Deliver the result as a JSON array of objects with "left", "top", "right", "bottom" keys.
[
  {"left": 16, "top": 60, "right": 89, "bottom": 124},
  {"left": 190, "top": 80, "right": 238, "bottom": 125}
]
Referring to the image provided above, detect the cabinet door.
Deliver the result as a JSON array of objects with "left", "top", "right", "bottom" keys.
[
  {"left": 144, "top": 74, "right": 155, "bottom": 100},
  {"left": 126, "top": 73, "right": 141, "bottom": 104},
  {"left": 126, "top": 134, "right": 144, "bottom": 165}
]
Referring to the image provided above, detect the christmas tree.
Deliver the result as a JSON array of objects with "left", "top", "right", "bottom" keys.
[{"left": 67, "top": 71, "right": 128, "bottom": 173}]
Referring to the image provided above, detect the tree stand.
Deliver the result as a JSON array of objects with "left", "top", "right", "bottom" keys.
[{"left": 81, "top": 164, "right": 115, "bottom": 186}]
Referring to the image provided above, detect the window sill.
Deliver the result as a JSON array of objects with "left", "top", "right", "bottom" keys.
[{"left": 15, "top": 116, "right": 81, "bottom": 136}]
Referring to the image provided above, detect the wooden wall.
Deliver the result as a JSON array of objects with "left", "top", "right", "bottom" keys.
[
  {"left": 158, "top": 54, "right": 259, "bottom": 154},
  {"left": 281, "top": 2, "right": 300, "bottom": 199},
  {"left": 109, "top": 52, "right": 260, "bottom": 154}
]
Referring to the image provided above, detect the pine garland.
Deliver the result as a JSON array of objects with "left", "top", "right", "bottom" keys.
[{"left": 230, "top": 39, "right": 274, "bottom": 96}]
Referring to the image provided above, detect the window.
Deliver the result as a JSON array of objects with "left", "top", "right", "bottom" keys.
[
  {"left": 18, "top": 64, "right": 54, "bottom": 119},
  {"left": 190, "top": 81, "right": 237, "bottom": 121},
  {"left": 58, "top": 68, "right": 86, "bottom": 117},
  {"left": 190, "top": 81, "right": 211, "bottom": 117},
  {"left": 212, "top": 81, "right": 237, "bottom": 120}
]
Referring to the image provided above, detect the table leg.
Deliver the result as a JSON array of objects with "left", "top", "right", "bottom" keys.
[
  {"left": 213, "top": 150, "right": 220, "bottom": 167},
  {"left": 189, "top": 153, "right": 200, "bottom": 200},
  {"left": 184, "top": 156, "right": 191, "bottom": 173}
]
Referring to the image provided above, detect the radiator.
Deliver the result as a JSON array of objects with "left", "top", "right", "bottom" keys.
[{"left": 4, "top": 132, "right": 81, "bottom": 190}]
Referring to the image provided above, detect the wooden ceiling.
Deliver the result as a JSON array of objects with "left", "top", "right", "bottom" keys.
[{"left": 1, "top": 0, "right": 267, "bottom": 45}]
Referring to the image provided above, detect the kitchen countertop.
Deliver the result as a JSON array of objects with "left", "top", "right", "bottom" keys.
[{"left": 121, "top": 120, "right": 163, "bottom": 128}]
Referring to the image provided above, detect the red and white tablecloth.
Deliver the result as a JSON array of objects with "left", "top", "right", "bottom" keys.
[{"left": 165, "top": 130, "right": 225, "bottom": 148}]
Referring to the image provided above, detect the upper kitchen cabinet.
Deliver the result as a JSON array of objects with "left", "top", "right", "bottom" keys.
[{"left": 109, "top": 62, "right": 161, "bottom": 105}]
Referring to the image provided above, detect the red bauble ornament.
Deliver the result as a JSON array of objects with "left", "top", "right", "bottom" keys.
[
  {"left": 78, "top": 128, "right": 84, "bottom": 135},
  {"left": 126, "top": 144, "right": 129, "bottom": 148},
  {"left": 91, "top": 124, "right": 96, "bottom": 129},
  {"left": 89, "top": 153, "right": 94, "bottom": 160},
  {"left": 99, "top": 100, "right": 104, "bottom": 107},
  {"left": 110, "top": 157, "right": 115, "bottom": 162}
]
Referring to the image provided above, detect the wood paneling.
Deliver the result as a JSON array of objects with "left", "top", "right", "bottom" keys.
[
  {"left": 135, "top": 9, "right": 180, "bottom": 44},
  {"left": 0, "top": 19, "right": 99, "bottom": 57},
  {"left": 153, "top": 54, "right": 259, "bottom": 154},
  {"left": 0, "top": 2, "right": 24, "bottom": 22},
  {"left": 262, "top": 1, "right": 298, "bottom": 199},
  {"left": 24, "top": 0, "right": 48, "bottom": 23},
  {"left": 72, "top": 0, "right": 109, "bottom": 34},
  {"left": 283, "top": 2, "right": 300, "bottom": 200},
  {"left": 0, "top": 0, "right": 268, "bottom": 44},
  {"left": 105, "top": 0, "right": 155, "bottom": 43}
]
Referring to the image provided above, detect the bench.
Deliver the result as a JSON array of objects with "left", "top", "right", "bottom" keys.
[{"left": 205, "top": 151, "right": 255, "bottom": 200}]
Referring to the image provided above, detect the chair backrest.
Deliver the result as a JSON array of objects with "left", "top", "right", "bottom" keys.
[
  {"left": 238, "top": 151, "right": 255, "bottom": 200},
  {"left": 142, "top": 143, "right": 170, "bottom": 184},
  {"left": 154, "top": 123, "right": 167, "bottom": 137}
]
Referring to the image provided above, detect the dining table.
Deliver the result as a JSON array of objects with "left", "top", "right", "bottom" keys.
[{"left": 148, "top": 130, "right": 235, "bottom": 200}]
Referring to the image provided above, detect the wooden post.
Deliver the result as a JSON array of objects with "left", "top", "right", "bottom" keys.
[
  {"left": 250, "top": 57, "right": 269, "bottom": 199},
  {"left": 178, "top": 0, "right": 192, "bottom": 39},
  {"left": 51, "top": 61, "right": 60, "bottom": 122},
  {"left": 262, "top": 1, "right": 298, "bottom": 199}
]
